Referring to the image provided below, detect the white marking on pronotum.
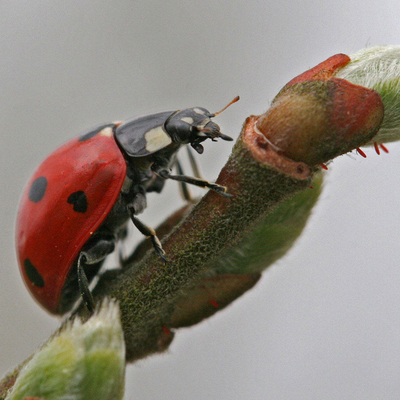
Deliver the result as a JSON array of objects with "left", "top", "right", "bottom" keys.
[
  {"left": 99, "top": 127, "right": 114, "bottom": 138},
  {"left": 193, "top": 108, "right": 205, "bottom": 115},
  {"left": 145, "top": 126, "right": 172, "bottom": 152},
  {"left": 181, "top": 117, "right": 194, "bottom": 124}
]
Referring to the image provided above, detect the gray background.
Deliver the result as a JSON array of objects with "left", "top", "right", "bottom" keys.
[{"left": 1, "top": 1, "right": 400, "bottom": 399}]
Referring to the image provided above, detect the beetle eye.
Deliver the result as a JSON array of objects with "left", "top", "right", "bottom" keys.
[{"left": 198, "top": 122, "right": 219, "bottom": 136}]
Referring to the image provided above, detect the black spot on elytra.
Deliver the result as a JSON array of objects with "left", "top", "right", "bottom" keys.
[
  {"left": 78, "top": 123, "right": 115, "bottom": 142},
  {"left": 67, "top": 191, "right": 88, "bottom": 213},
  {"left": 29, "top": 176, "right": 47, "bottom": 203},
  {"left": 24, "top": 259, "right": 45, "bottom": 287}
]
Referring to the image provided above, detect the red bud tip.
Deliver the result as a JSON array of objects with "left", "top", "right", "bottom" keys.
[
  {"left": 256, "top": 53, "right": 384, "bottom": 166},
  {"left": 282, "top": 53, "right": 351, "bottom": 90}
]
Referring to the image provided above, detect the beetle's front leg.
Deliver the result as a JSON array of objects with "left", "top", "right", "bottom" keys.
[
  {"left": 174, "top": 158, "right": 194, "bottom": 202},
  {"left": 156, "top": 169, "right": 230, "bottom": 197},
  {"left": 173, "top": 147, "right": 206, "bottom": 202}
]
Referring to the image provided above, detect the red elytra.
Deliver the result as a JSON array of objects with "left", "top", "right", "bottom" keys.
[{"left": 16, "top": 127, "right": 126, "bottom": 314}]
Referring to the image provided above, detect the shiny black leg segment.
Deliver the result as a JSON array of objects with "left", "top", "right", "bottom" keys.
[
  {"left": 127, "top": 205, "right": 168, "bottom": 262},
  {"left": 77, "top": 254, "right": 95, "bottom": 315},
  {"left": 81, "top": 238, "right": 116, "bottom": 265},
  {"left": 186, "top": 146, "right": 203, "bottom": 179},
  {"left": 158, "top": 170, "right": 230, "bottom": 197},
  {"left": 175, "top": 159, "right": 193, "bottom": 202},
  {"left": 76, "top": 235, "right": 116, "bottom": 314}
]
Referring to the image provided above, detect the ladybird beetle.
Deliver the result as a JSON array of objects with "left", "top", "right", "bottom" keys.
[{"left": 16, "top": 96, "right": 239, "bottom": 315}]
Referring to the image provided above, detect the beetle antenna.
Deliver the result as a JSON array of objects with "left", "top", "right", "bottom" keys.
[{"left": 210, "top": 95, "right": 240, "bottom": 117}]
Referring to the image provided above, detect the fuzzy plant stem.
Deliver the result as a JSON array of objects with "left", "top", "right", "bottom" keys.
[
  {"left": 1, "top": 48, "right": 390, "bottom": 395},
  {"left": 87, "top": 53, "right": 384, "bottom": 362},
  {"left": 90, "top": 116, "right": 313, "bottom": 361},
  {"left": 88, "top": 119, "right": 312, "bottom": 360}
]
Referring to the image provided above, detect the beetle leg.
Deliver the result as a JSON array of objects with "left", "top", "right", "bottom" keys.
[
  {"left": 158, "top": 170, "right": 231, "bottom": 197},
  {"left": 77, "top": 236, "right": 116, "bottom": 314},
  {"left": 127, "top": 205, "right": 168, "bottom": 262},
  {"left": 131, "top": 186, "right": 147, "bottom": 215},
  {"left": 175, "top": 158, "right": 193, "bottom": 202},
  {"left": 186, "top": 146, "right": 203, "bottom": 179},
  {"left": 81, "top": 239, "right": 116, "bottom": 265},
  {"left": 117, "top": 224, "right": 129, "bottom": 265},
  {"left": 77, "top": 254, "right": 95, "bottom": 315}
]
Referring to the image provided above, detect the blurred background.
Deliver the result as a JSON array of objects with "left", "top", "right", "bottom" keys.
[{"left": 1, "top": 1, "right": 400, "bottom": 399}]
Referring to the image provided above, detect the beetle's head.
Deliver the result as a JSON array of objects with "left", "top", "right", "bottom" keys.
[{"left": 164, "top": 96, "right": 239, "bottom": 154}]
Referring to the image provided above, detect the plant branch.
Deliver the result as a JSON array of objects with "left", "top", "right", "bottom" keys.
[{"left": 1, "top": 48, "right": 390, "bottom": 396}]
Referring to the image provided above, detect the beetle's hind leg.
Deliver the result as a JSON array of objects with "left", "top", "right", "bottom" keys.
[
  {"left": 77, "top": 255, "right": 95, "bottom": 314},
  {"left": 77, "top": 236, "right": 116, "bottom": 314},
  {"left": 127, "top": 205, "right": 168, "bottom": 262}
]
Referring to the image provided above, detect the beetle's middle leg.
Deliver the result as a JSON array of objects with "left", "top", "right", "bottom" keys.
[
  {"left": 126, "top": 187, "right": 167, "bottom": 262},
  {"left": 127, "top": 207, "right": 167, "bottom": 262}
]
